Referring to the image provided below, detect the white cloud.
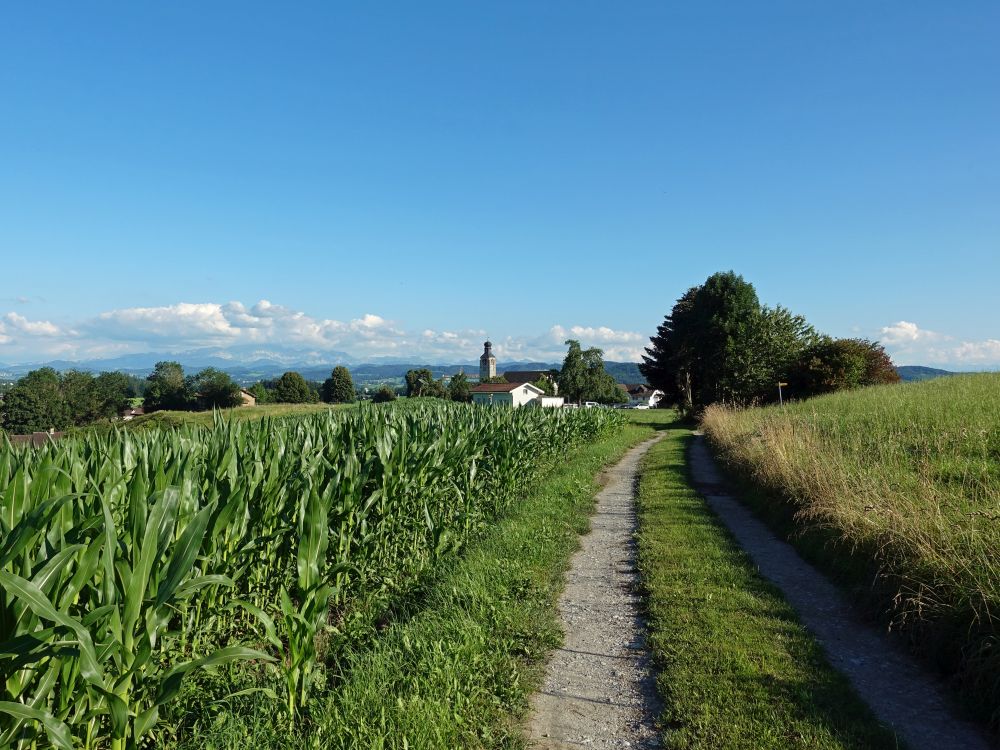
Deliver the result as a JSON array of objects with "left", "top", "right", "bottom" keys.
[
  {"left": 0, "top": 298, "right": 649, "bottom": 365},
  {"left": 3, "top": 312, "right": 64, "bottom": 337},
  {"left": 544, "top": 324, "right": 645, "bottom": 361},
  {"left": 878, "top": 320, "right": 1000, "bottom": 368},
  {"left": 951, "top": 339, "right": 1000, "bottom": 362},
  {"left": 879, "top": 321, "right": 945, "bottom": 346}
]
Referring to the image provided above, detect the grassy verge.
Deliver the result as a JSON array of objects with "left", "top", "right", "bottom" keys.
[
  {"left": 701, "top": 374, "right": 1000, "bottom": 730},
  {"left": 637, "top": 421, "right": 901, "bottom": 749},
  {"left": 171, "top": 420, "right": 656, "bottom": 748}
]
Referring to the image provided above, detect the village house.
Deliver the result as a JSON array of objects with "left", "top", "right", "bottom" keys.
[
  {"left": 470, "top": 381, "right": 547, "bottom": 407},
  {"left": 621, "top": 383, "right": 664, "bottom": 408}
]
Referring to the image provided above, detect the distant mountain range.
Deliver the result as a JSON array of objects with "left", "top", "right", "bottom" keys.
[
  {"left": 895, "top": 365, "right": 956, "bottom": 382},
  {"left": 0, "top": 351, "right": 964, "bottom": 387},
  {"left": 0, "top": 348, "right": 646, "bottom": 385}
]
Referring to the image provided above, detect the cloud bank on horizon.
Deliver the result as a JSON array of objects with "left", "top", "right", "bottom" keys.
[
  {"left": 0, "top": 301, "right": 996, "bottom": 370},
  {"left": 0, "top": 300, "right": 648, "bottom": 365}
]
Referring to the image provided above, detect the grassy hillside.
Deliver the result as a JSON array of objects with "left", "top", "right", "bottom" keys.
[{"left": 701, "top": 374, "right": 1000, "bottom": 730}]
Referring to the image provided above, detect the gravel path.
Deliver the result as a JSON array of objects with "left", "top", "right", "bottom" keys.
[
  {"left": 526, "top": 435, "right": 664, "bottom": 750},
  {"left": 689, "top": 433, "right": 993, "bottom": 750}
]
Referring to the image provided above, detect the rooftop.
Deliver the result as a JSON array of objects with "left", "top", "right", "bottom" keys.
[{"left": 470, "top": 382, "right": 540, "bottom": 393}]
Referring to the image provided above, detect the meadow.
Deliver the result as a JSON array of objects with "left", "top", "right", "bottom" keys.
[
  {"left": 701, "top": 373, "right": 1000, "bottom": 729},
  {"left": 0, "top": 402, "right": 624, "bottom": 748}
]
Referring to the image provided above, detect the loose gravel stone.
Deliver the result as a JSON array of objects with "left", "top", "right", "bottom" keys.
[{"left": 526, "top": 435, "right": 664, "bottom": 750}]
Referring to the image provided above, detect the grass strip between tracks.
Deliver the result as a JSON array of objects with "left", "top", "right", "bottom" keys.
[{"left": 636, "top": 423, "right": 902, "bottom": 750}]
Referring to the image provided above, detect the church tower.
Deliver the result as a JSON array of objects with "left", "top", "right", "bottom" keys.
[{"left": 479, "top": 341, "right": 497, "bottom": 381}]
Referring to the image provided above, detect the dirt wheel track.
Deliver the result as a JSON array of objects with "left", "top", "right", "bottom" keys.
[{"left": 689, "top": 433, "right": 993, "bottom": 750}]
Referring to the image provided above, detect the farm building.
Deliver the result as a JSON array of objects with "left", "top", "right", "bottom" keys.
[
  {"left": 471, "top": 381, "right": 545, "bottom": 407},
  {"left": 621, "top": 384, "right": 664, "bottom": 408},
  {"left": 240, "top": 389, "right": 257, "bottom": 407}
]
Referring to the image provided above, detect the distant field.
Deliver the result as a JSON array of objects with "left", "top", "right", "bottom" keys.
[
  {"left": 123, "top": 402, "right": 351, "bottom": 429},
  {"left": 702, "top": 373, "right": 1000, "bottom": 730}
]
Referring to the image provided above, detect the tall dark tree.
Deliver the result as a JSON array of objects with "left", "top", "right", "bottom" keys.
[
  {"left": 0, "top": 368, "right": 70, "bottom": 433},
  {"left": 272, "top": 371, "right": 318, "bottom": 403},
  {"left": 448, "top": 372, "right": 471, "bottom": 403},
  {"left": 688, "top": 271, "right": 765, "bottom": 405},
  {"left": 640, "top": 286, "right": 700, "bottom": 410},
  {"left": 187, "top": 368, "right": 243, "bottom": 409},
  {"left": 145, "top": 361, "right": 192, "bottom": 412},
  {"left": 321, "top": 366, "right": 356, "bottom": 404}
]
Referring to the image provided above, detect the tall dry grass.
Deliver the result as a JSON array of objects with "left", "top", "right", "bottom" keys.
[{"left": 701, "top": 373, "right": 1000, "bottom": 729}]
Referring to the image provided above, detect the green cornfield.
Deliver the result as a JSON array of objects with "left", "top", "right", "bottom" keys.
[{"left": 0, "top": 402, "right": 623, "bottom": 749}]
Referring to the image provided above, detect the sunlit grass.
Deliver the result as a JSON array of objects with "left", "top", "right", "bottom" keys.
[{"left": 702, "top": 373, "right": 1000, "bottom": 729}]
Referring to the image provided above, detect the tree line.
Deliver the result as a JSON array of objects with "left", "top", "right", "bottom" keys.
[
  {"left": 640, "top": 271, "right": 900, "bottom": 414},
  {"left": 0, "top": 368, "right": 137, "bottom": 434},
  {"left": 0, "top": 363, "right": 367, "bottom": 433},
  {"left": 146, "top": 362, "right": 362, "bottom": 411}
]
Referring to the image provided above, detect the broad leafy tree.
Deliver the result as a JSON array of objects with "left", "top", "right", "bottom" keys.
[
  {"left": 93, "top": 371, "right": 136, "bottom": 420},
  {"left": 272, "top": 371, "right": 318, "bottom": 403},
  {"left": 558, "top": 340, "right": 625, "bottom": 404},
  {"left": 61, "top": 370, "right": 103, "bottom": 426},
  {"left": 557, "top": 341, "right": 587, "bottom": 403},
  {"left": 791, "top": 338, "right": 900, "bottom": 397},
  {"left": 145, "top": 361, "right": 192, "bottom": 412},
  {"left": 0, "top": 368, "right": 71, "bottom": 433},
  {"left": 187, "top": 368, "right": 243, "bottom": 409},
  {"left": 321, "top": 366, "right": 356, "bottom": 404},
  {"left": 531, "top": 377, "right": 555, "bottom": 396},
  {"left": 372, "top": 385, "right": 397, "bottom": 403},
  {"left": 405, "top": 369, "right": 434, "bottom": 397},
  {"left": 405, "top": 368, "right": 448, "bottom": 398}
]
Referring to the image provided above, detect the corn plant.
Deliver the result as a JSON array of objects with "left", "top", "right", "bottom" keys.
[{"left": 1, "top": 402, "right": 624, "bottom": 745}]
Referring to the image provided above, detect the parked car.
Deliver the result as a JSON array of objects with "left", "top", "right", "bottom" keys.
[{"left": 583, "top": 401, "right": 600, "bottom": 408}]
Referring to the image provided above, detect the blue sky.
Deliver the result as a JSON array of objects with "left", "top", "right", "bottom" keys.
[{"left": 1, "top": 2, "right": 998, "bottom": 367}]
